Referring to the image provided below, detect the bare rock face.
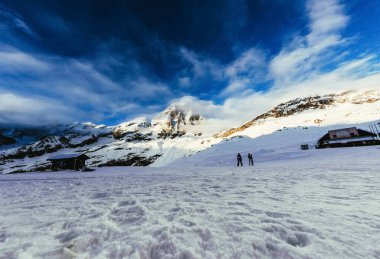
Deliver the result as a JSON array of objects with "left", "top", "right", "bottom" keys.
[
  {"left": 0, "top": 103, "right": 208, "bottom": 173},
  {"left": 112, "top": 118, "right": 151, "bottom": 140},
  {"left": 98, "top": 154, "right": 162, "bottom": 167},
  {"left": 1, "top": 134, "right": 100, "bottom": 160},
  {"left": 215, "top": 95, "right": 336, "bottom": 138},
  {"left": 0, "top": 122, "right": 112, "bottom": 162},
  {"left": 112, "top": 106, "right": 204, "bottom": 141},
  {"left": 152, "top": 104, "right": 203, "bottom": 138}
]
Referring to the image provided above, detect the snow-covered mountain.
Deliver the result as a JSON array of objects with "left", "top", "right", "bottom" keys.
[
  {"left": 0, "top": 122, "right": 112, "bottom": 148},
  {"left": 2, "top": 93, "right": 379, "bottom": 259},
  {"left": 1, "top": 90, "right": 379, "bottom": 174},
  {"left": 171, "top": 90, "right": 380, "bottom": 167},
  {"left": 113, "top": 104, "right": 205, "bottom": 140},
  {"left": 216, "top": 90, "right": 380, "bottom": 139},
  {"left": 0, "top": 105, "right": 217, "bottom": 174}
]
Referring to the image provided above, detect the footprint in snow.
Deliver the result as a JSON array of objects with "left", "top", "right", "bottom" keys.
[
  {"left": 108, "top": 206, "right": 146, "bottom": 226},
  {"left": 117, "top": 199, "right": 137, "bottom": 207}
]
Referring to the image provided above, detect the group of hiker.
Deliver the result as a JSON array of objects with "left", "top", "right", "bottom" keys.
[{"left": 236, "top": 152, "right": 254, "bottom": 167}]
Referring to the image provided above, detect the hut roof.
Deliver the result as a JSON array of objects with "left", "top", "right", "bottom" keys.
[{"left": 48, "top": 153, "right": 89, "bottom": 160}]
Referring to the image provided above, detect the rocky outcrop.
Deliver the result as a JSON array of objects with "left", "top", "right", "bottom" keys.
[
  {"left": 215, "top": 95, "right": 335, "bottom": 138},
  {"left": 113, "top": 107, "right": 204, "bottom": 141},
  {"left": 152, "top": 105, "right": 203, "bottom": 137},
  {"left": 216, "top": 91, "right": 380, "bottom": 138},
  {"left": 0, "top": 106, "right": 208, "bottom": 173},
  {"left": 113, "top": 118, "right": 151, "bottom": 140},
  {"left": 98, "top": 154, "right": 162, "bottom": 167},
  {"left": 1, "top": 133, "right": 100, "bottom": 160}
]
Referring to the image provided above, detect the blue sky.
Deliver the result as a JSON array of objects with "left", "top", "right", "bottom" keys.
[{"left": 0, "top": 0, "right": 380, "bottom": 126}]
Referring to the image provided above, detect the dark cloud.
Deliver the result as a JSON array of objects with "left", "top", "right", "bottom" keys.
[
  {"left": 2, "top": 0, "right": 306, "bottom": 62},
  {"left": 4, "top": 0, "right": 375, "bottom": 126}
]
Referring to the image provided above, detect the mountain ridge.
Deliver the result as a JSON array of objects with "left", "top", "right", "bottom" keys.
[
  {"left": 1, "top": 89, "right": 380, "bottom": 174},
  {"left": 215, "top": 90, "right": 380, "bottom": 138}
]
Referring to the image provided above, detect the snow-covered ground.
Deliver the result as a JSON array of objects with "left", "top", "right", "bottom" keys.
[
  {"left": 1, "top": 91, "right": 380, "bottom": 258},
  {"left": 1, "top": 146, "right": 380, "bottom": 258}
]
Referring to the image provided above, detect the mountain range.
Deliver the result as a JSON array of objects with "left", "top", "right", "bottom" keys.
[{"left": 1, "top": 90, "right": 379, "bottom": 174}]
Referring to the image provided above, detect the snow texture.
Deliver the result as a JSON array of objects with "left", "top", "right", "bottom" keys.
[
  {"left": 1, "top": 90, "right": 380, "bottom": 174},
  {"left": 1, "top": 146, "right": 380, "bottom": 258},
  {"left": 1, "top": 90, "right": 380, "bottom": 258}
]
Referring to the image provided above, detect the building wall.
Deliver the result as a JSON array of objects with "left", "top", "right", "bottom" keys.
[
  {"left": 51, "top": 158, "right": 86, "bottom": 171},
  {"left": 328, "top": 127, "right": 358, "bottom": 139}
]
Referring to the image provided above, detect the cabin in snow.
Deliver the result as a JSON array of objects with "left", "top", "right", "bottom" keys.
[
  {"left": 316, "top": 127, "right": 379, "bottom": 148},
  {"left": 48, "top": 153, "right": 89, "bottom": 171}
]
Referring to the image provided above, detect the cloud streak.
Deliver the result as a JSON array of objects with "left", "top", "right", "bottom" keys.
[
  {"left": 0, "top": 44, "right": 172, "bottom": 126},
  {"left": 168, "top": 0, "right": 380, "bottom": 127},
  {"left": 0, "top": 92, "right": 81, "bottom": 125},
  {"left": 270, "top": 0, "right": 349, "bottom": 86},
  {"left": 0, "top": 5, "right": 39, "bottom": 39},
  {"left": 0, "top": 0, "right": 379, "bottom": 129}
]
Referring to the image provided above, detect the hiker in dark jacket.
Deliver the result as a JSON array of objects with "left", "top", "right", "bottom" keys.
[
  {"left": 248, "top": 153, "right": 254, "bottom": 166},
  {"left": 237, "top": 153, "right": 243, "bottom": 167}
]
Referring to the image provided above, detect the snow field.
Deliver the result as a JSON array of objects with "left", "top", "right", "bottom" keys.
[{"left": 1, "top": 160, "right": 380, "bottom": 258}]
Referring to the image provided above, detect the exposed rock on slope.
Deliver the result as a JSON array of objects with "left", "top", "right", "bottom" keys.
[
  {"left": 0, "top": 105, "right": 210, "bottom": 174},
  {"left": 216, "top": 91, "right": 380, "bottom": 138},
  {"left": 1, "top": 89, "right": 379, "bottom": 174},
  {"left": 113, "top": 118, "right": 151, "bottom": 140},
  {"left": 1, "top": 132, "right": 103, "bottom": 160},
  {"left": 152, "top": 104, "right": 204, "bottom": 137}
]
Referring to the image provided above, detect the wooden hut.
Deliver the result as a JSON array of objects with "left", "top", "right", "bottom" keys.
[
  {"left": 316, "top": 127, "right": 378, "bottom": 148},
  {"left": 48, "top": 153, "right": 89, "bottom": 171}
]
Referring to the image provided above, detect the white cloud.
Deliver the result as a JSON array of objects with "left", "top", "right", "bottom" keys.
[
  {"left": 180, "top": 46, "right": 267, "bottom": 97},
  {"left": 0, "top": 45, "right": 173, "bottom": 125},
  {"left": 162, "top": 95, "right": 221, "bottom": 118},
  {"left": 225, "top": 48, "right": 267, "bottom": 80},
  {"left": 270, "top": 0, "right": 349, "bottom": 86},
  {"left": 0, "top": 92, "right": 82, "bottom": 125},
  {"left": 178, "top": 77, "right": 191, "bottom": 87},
  {"left": 307, "top": 0, "right": 348, "bottom": 43},
  {"left": 2, "top": 0, "right": 380, "bottom": 130},
  {"left": 179, "top": 47, "right": 223, "bottom": 80},
  {"left": 221, "top": 48, "right": 267, "bottom": 97},
  {"left": 127, "top": 78, "right": 172, "bottom": 99},
  {"left": 0, "top": 49, "right": 49, "bottom": 73},
  {"left": 219, "top": 79, "right": 251, "bottom": 97},
  {"left": 169, "top": 0, "right": 380, "bottom": 129},
  {"left": 0, "top": 5, "right": 39, "bottom": 38}
]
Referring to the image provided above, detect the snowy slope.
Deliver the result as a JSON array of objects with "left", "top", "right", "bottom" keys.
[
  {"left": 170, "top": 90, "right": 380, "bottom": 167},
  {"left": 1, "top": 90, "right": 379, "bottom": 174},
  {"left": 1, "top": 90, "right": 380, "bottom": 258},
  {"left": 1, "top": 157, "right": 380, "bottom": 258},
  {"left": 217, "top": 90, "right": 380, "bottom": 138},
  {"left": 236, "top": 101, "right": 380, "bottom": 140},
  {"left": 0, "top": 105, "right": 219, "bottom": 174},
  {"left": 169, "top": 122, "right": 380, "bottom": 167}
]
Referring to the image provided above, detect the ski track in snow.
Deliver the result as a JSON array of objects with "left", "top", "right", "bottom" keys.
[{"left": 1, "top": 161, "right": 380, "bottom": 258}]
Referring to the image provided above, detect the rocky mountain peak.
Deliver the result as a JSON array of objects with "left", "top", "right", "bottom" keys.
[
  {"left": 2, "top": 89, "right": 379, "bottom": 174},
  {"left": 152, "top": 104, "right": 204, "bottom": 134}
]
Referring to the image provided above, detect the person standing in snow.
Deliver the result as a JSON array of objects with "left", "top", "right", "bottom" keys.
[
  {"left": 248, "top": 153, "right": 254, "bottom": 166},
  {"left": 237, "top": 153, "right": 243, "bottom": 167}
]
